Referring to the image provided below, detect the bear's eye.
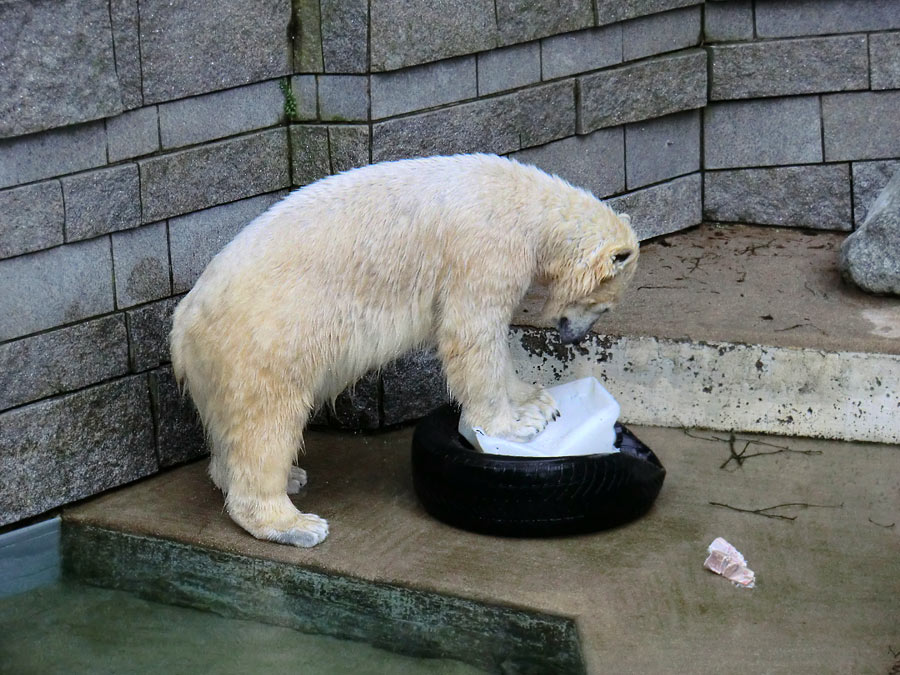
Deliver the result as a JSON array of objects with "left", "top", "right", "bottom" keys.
[{"left": 612, "top": 251, "right": 632, "bottom": 265}]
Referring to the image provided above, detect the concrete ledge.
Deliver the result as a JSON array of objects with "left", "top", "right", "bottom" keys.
[
  {"left": 63, "top": 524, "right": 585, "bottom": 674},
  {"left": 510, "top": 329, "right": 900, "bottom": 444}
]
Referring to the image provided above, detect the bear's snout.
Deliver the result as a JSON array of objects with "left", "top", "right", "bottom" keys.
[
  {"left": 557, "top": 316, "right": 588, "bottom": 344},
  {"left": 557, "top": 306, "right": 612, "bottom": 344}
]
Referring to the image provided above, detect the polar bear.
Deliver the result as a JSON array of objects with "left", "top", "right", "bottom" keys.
[{"left": 170, "top": 153, "right": 638, "bottom": 547}]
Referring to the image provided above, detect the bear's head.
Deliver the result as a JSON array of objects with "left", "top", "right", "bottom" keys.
[{"left": 540, "top": 204, "right": 639, "bottom": 345}]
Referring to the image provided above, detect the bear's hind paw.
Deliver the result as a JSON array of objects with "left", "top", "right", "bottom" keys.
[
  {"left": 286, "top": 465, "right": 308, "bottom": 494},
  {"left": 267, "top": 513, "right": 329, "bottom": 548}
]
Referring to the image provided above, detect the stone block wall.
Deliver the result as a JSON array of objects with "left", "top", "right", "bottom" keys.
[
  {"left": 703, "top": 0, "right": 900, "bottom": 229},
  {"left": 1, "top": 0, "right": 898, "bottom": 527}
]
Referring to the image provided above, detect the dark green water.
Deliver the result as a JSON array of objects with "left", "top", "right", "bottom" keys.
[{"left": 0, "top": 581, "right": 484, "bottom": 675}]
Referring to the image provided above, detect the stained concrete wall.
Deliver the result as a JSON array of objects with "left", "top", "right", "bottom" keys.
[{"left": 1, "top": 0, "right": 898, "bottom": 526}]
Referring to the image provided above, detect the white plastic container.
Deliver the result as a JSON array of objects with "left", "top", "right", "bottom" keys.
[{"left": 458, "top": 377, "right": 621, "bottom": 457}]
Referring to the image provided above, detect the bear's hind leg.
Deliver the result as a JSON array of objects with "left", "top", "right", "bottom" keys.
[{"left": 220, "top": 398, "right": 328, "bottom": 548}]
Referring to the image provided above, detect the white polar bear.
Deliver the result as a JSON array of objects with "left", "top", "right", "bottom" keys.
[{"left": 170, "top": 154, "right": 638, "bottom": 547}]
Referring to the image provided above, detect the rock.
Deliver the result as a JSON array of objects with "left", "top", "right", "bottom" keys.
[
  {"left": 840, "top": 170, "right": 900, "bottom": 295},
  {"left": 382, "top": 349, "right": 449, "bottom": 425}
]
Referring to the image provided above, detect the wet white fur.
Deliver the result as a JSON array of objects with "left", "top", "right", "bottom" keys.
[{"left": 170, "top": 154, "right": 638, "bottom": 547}]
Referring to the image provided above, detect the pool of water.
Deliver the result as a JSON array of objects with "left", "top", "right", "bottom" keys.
[{"left": 0, "top": 581, "right": 485, "bottom": 675}]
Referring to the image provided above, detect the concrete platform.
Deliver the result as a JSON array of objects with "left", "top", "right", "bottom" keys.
[
  {"left": 512, "top": 224, "right": 900, "bottom": 443},
  {"left": 63, "top": 424, "right": 900, "bottom": 674}
]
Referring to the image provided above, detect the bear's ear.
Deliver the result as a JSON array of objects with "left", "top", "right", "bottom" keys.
[
  {"left": 584, "top": 243, "right": 615, "bottom": 280},
  {"left": 619, "top": 213, "right": 632, "bottom": 227}
]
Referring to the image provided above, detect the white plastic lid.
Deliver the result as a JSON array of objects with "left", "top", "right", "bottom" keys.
[{"left": 459, "top": 377, "right": 620, "bottom": 457}]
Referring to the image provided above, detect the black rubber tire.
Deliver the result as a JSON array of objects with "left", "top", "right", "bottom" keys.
[{"left": 411, "top": 405, "right": 666, "bottom": 537}]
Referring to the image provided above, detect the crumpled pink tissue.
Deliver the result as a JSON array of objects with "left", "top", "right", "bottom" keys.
[{"left": 704, "top": 537, "right": 755, "bottom": 588}]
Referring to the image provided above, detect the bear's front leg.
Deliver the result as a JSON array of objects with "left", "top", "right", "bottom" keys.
[{"left": 438, "top": 319, "right": 554, "bottom": 442}]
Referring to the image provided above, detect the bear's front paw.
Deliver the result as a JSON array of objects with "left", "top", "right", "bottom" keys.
[
  {"left": 531, "top": 388, "right": 560, "bottom": 422},
  {"left": 510, "top": 383, "right": 560, "bottom": 422},
  {"left": 480, "top": 403, "right": 552, "bottom": 443}
]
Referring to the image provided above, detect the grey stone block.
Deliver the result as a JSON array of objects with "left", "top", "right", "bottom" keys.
[
  {"left": 140, "top": 0, "right": 292, "bottom": 104},
  {"left": 511, "top": 128, "right": 625, "bottom": 198},
  {"left": 373, "top": 80, "right": 575, "bottom": 162},
  {"left": 0, "top": 122, "right": 106, "bottom": 190},
  {"left": 150, "top": 366, "right": 207, "bottom": 467},
  {"left": 704, "top": 97, "right": 823, "bottom": 170},
  {"left": 140, "top": 129, "right": 290, "bottom": 222},
  {"left": 622, "top": 6, "right": 701, "bottom": 62},
  {"left": 823, "top": 92, "right": 900, "bottom": 162},
  {"left": 0, "top": 237, "right": 114, "bottom": 342},
  {"left": 109, "top": 0, "right": 142, "bottom": 109},
  {"left": 0, "top": 181, "right": 64, "bottom": 259},
  {"left": 477, "top": 43, "right": 541, "bottom": 96},
  {"left": 0, "top": 0, "right": 122, "bottom": 138},
  {"left": 508, "top": 79, "right": 578, "bottom": 149},
  {"left": 840, "top": 169, "right": 900, "bottom": 295},
  {"left": 107, "top": 107, "right": 160, "bottom": 162},
  {"left": 578, "top": 49, "right": 707, "bottom": 133},
  {"left": 596, "top": 0, "right": 700, "bottom": 26},
  {"left": 321, "top": 0, "right": 368, "bottom": 73},
  {"left": 127, "top": 296, "right": 180, "bottom": 372},
  {"left": 169, "top": 192, "right": 284, "bottom": 293},
  {"left": 0, "top": 377, "right": 157, "bottom": 525},
  {"left": 371, "top": 57, "right": 476, "bottom": 119},
  {"left": 62, "top": 164, "right": 141, "bottom": 242},
  {"left": 290, "top": 125, "right": 331, "bottom": 187},
  {"left": 318, "top": 76, "right": 370, "bottom": 122},
  {"left": 0, "top": 315, "right": 128, "bottom": 411},
  {"left": 709, "top": 35, "right": 868, "bottom": 101},
  {"left": 541, "top": 25, "right": 622, "bottom": 81},
  {"left": 704, "top": 165, "right": 852, "bottom": 230},
  {"left": 852, "top": 160, "right": 900, "bottom": 226},
  {"left": 496, "top": 0, "right": 593, "bottom": 46},
  {"left": 755, "top": 0, "right": 900, "bottom": 38},
  {"left": 370, "top": 0, "right": 496, "bottom": 72},
  {"left": 294, "top": 0, "right": 324, "bottom": 73},
  {"left": 607, "top": 173, "right": 702, "bottom": 240},
  {"left": 159, "top": 81, "right": 284, "bottom": 149},
  {"left": 111, "top": 223, "right": 171, "bottom": 309},
  {"left": 330, "top": 371, "right": 381, "bottom": 430},
  {"left": 290, "top": 76, "right": 319, "bottom": 121},
  {"left": 870, "top": 32, "right": 900, "bottom": 91},
  {"left": 382, "top": 349, "right": 448, "bottom": 426},
  {"left": 703, "top": 0, "right": 753, "bottom": 42},
  {"left": 329, "top": 126, "right": 371, "bottom": 174},
  {"left": 625, "top": 110, "right": 700, "bottom": 189}
]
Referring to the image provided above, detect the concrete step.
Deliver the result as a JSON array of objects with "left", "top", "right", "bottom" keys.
[
  {"left": 62, "top": 424, "right": 900, "bottom": 674},
  {"left": 511, "top": 223, "right": 900, "bottom": 444}
]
